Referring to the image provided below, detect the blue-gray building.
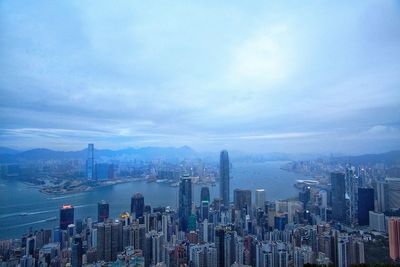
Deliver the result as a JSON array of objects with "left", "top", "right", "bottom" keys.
[
  {"left": 358, "top": 187, "right": 374, "bottom": 226},
  {"left": 71, "top": 235, "right": 83, "bottom": 267},
  {"left": 86, "top": 144, "right": 94, "bottom": 179},
  {"left": 220, "top": 150, "right": 230, "bottom": 208},
  {"left": 331, "top": 172, "right": 346, "bottom": 223},
  {"left": 178, "top": 174, "right": 192, "bottom": 232},
  {"left": 95, "top": 163, "right": 114, "bottom": 180},
  {"left": 131, "top": 193, "right": 144, "bottom": 219}
]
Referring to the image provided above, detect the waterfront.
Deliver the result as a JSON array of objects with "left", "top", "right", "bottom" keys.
[{"left": 0, "top": 161, "right": 301, "bottom": 239}]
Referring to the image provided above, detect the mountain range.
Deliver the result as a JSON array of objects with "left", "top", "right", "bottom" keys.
[
  {"left": 0, "top": 146, "right": 198, "bottom": 163},
  {"left": 0, "top": 146, "right": 399, "bottom": 165}
]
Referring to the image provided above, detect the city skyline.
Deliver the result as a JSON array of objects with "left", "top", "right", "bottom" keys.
[
  {"left": 1, "top": 1, "right": 400, "bottom": 266},
  {"left": 1, "top": 1, "right": 400, "bottom": 153}
]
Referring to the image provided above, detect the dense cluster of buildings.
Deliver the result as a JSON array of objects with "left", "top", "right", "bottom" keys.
[{"left": 1, "top": 149, "right": 400, "bottom": 267}]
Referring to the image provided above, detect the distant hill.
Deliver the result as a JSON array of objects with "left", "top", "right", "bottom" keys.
[
  {"left": 0, "top": 146, "right": 198, "bottom": 163},
  {"left": 0, "top": 147, "right": 20, "bottom": 155},
  {"left": 333, "top": 150, "right": 400, "bottom": 165},
  {"left": 1, "top": 146, "right": 399, "bottom": 165}
]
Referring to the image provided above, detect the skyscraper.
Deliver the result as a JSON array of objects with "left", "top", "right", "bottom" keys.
[
  {"left": 201, "top": 201, "right": 209, "bottom": 222},
  {"left": 388, "top": 217, "right": 400, "bottom": 261},
  {"left": 376, "top": 180, "right": 389, "bottom": 212},
  {"left": 200, "top": 186, "right": 210, "bottom": 222},
  {"left": 255, "top": 189, "right": 266, "bottom": 209},
  {"left": 220, "top": 150, "right": 230, "bottom": 208},
  {"left": 86, "top": 144, "right": 94, "bottom": 179},
  {"left": 131, "top": 193, "right": 145, "bottom": 219},
  {"left": 71, "top": 235, "right": 83, "bottom": 267},
  {"left": 331, "top": 172, "right": 346, "bottom": 223},
  {"left": 233, "top": 189, "right": 252, "bottom": 213},
  {"left": 95, "top": 163, "right": 114, "bottom": 180},
  {"left": 386, "top": 177, "right": 400, "bottom": 210},
  {"left": 60, "top": 205, "right": 74, "bottom": 230},
  {"left": 369, "top": 211, "right": 386, "bottom": 232},
  {"left": 357, "top": 188, "right": 374, "bottom": 226},
  {"left": 201, "top": 186, "right": 210, "bottom": 202},
  {"left": 215, "top": 225, "right": 235, "bottom": 267},
  {"left": 215, "top": 226, "right": 226, "bottom": 267},
  {"left": 337, "top": 235, "right": 349, "bottom": 267},
  {"left": 179, "top": 174, "right": 192, "bottom": 232},
  {"left": 98, "top": 200, "right": 109, "bottom": 223}
]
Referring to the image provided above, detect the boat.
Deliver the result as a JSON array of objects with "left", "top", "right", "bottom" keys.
[{"left": 19, "top": 212, "right": 29, "bottom": 216}]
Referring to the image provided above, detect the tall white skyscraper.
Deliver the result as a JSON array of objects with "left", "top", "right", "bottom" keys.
[{"left": 255, "top": 189, "right": 266, "bottom": 209}]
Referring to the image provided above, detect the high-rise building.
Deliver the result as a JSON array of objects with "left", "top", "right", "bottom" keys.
[
  {"left": 179, "top": 174, "right": 192, "bottom": 232},
  {"left": 60, "top": 205, "right": 74, "bottom": 230},
  {"left": 388, "top": 217, "right": 400, "bottom": 261},
  {"left": 201, "top": 200, "right": 209, "bottom": 222},
  {"left": 369, "top": 211, "right": 386, "bottom": 232},
  {"left": 201, "top": 186, "right": 210, "bottom": 203},
  {"left": 234, "top": 189, "right": 252, "bottom": 213},
  {"left": 200, "top": 187, "right": 210, "bottom": 221},
  {"left": 97, "top": 221, "right": 122, "bottom": 262},
  {"left": 86, "top": 144, "right": 94, "bottom": 179},
  {"left": 131, "top": 193, "right": 145, "bottom": 219},
  {"left": 98, "top": 200, "right": 109, "bottom": 223},
  {"left": 220, "top": 150, "right": 230, "bottom": 208},
  {"left": 145, "top": 230, "right": 164, "bottom": 266},
  {"left": 71, "top": 235, "right": 83, "bottom": 267},
  {"left": 317, "top": 190, "right": 328, "bottom": 221},
  {"left": 337, "top": 235, "right": 348, "bottom": 267},
  {"left": 131, "top": 222, "right": 146, "bottom": 251},
  {"left": 299, "top": 186, "right": 311, "bottom": 209},
  {"left": 386, "top": 178, "right": 400, "bottom": 210},
  {"left": 255, "top": 189, "right": 266, "bottom": 209},
  {"left": 331, "top": 172, "right": 346, "bottom": 223},
  {"left": 96, "top": 223, "right": 105, "bottom": 261},
  {"left": 111, "top": 221, "right": 122, "bottom": 260},
  {"left": 25, "top": 236, "right": 36, "bottom": 256},
  {"left": 189, "top": 243, "right": 217, "bottom": 267},
  {"left": 95, "top": 163, "right": 114, "bottom": 180},
  {"left": 215, "top": 226, "right": 227, "bottom": 267},
  {"left": 376, "top": 180, "right": 389, "bottom": 212},
  {"left": 357, "top": 188, "right": 374, "bottom": 226}
]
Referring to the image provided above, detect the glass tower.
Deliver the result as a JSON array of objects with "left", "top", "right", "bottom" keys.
[
  {"left": 219, "top": 150, "right": 230, "bottom": 208},
  {"left": 331, "top": 172, "right": 346, "bottom": 222},
  {"left": 60, "top": 204, "right": 74, "bottom": 230},
  {"left": 131, "top": 193, "right": 145, "bottom": 219},
  {"left": 357, "top": 188, "right": 374, "bottom": 226},
  {"left": 179, "top": 174, "right": 192, "bottom": 232},
  {"left": 98, "top": 200, "right": 109, "bottom": 223}
]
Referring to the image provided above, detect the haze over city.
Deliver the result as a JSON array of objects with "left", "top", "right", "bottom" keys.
[
  {"left": 2, "top": 2, "right": 400, "bottom": 266},
  {"left": 1, "top": 1, "right": 399, "bottom": 153}
]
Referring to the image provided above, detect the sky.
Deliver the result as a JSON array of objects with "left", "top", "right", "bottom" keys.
[{"left": 0, "top": 1, "right": 399, "bottom": 154}]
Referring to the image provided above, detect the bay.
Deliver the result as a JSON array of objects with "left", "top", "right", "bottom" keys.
[{"left": 0, "top": 161, "right": 300, "bottom": 239}]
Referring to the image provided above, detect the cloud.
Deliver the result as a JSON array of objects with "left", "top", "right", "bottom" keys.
[
  {"left": 363, "top": 125, "right": 400, "bottom": 137},
  {"left": 0, "top": 0, "right": 399, "bottom": 153},
  {"left": 225, "top": 25, "right": 295, "bottom": 88}
]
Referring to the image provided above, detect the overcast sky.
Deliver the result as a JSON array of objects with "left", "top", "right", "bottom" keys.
[{"left": 0, "top": 1, "right": 399, "bottom": 153}]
